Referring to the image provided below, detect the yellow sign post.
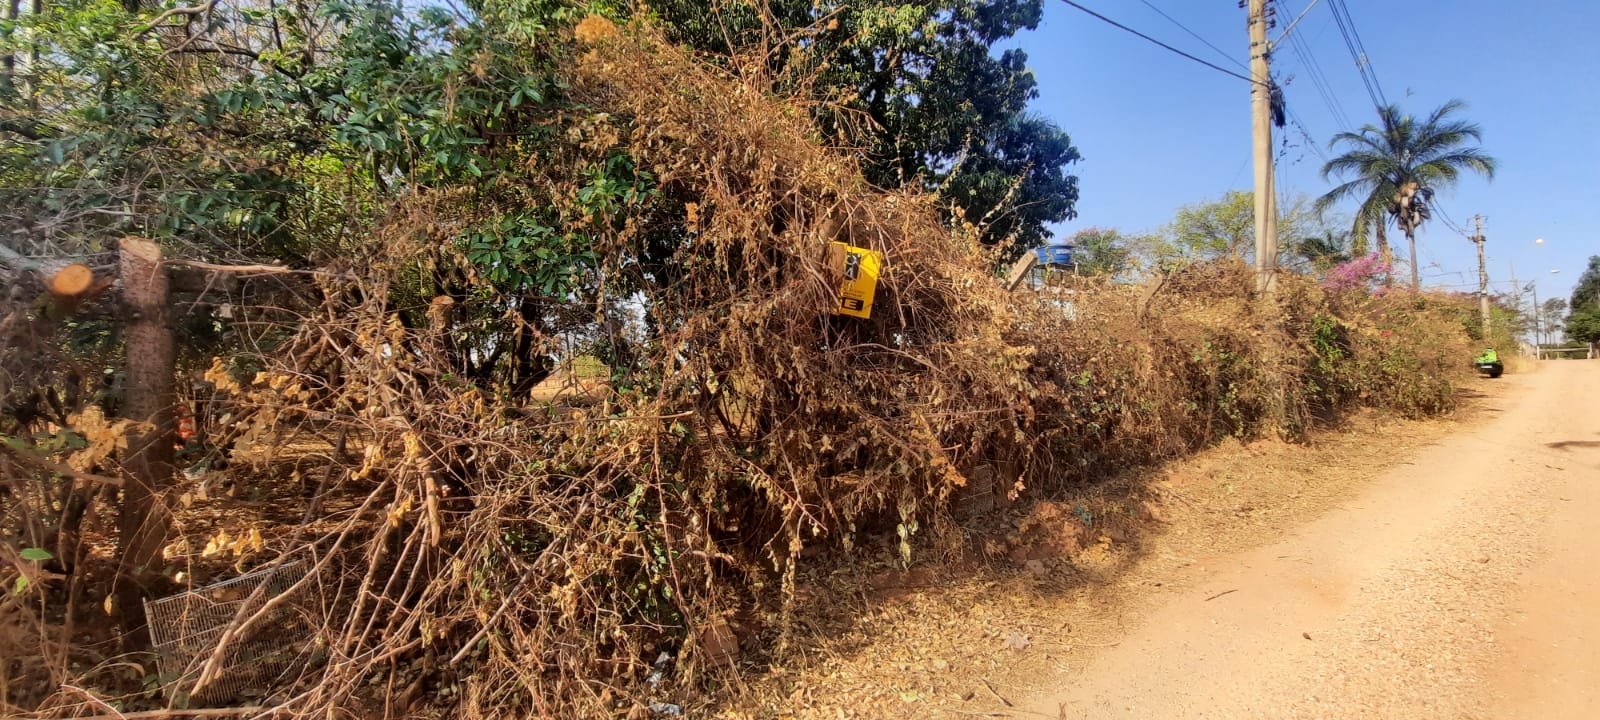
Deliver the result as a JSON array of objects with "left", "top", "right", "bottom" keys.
[{"left": 828, "top": 241, "right": 882, "bottom": 319}]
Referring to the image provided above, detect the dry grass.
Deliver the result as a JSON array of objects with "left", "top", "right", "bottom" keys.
[
  {"left": 0, "top": 17, "right": 1486, "bottom": 720},
  {"left": 1503, "top": 354, "right": 1538, "bottom": 375}
]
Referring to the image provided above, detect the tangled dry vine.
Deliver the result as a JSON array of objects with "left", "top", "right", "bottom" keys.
[{"left": 0, "top": 17, "right": 1475, "bottom": 719}]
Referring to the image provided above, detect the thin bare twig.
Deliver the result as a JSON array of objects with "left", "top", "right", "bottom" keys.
[
  {"left": 134, "top": 0, "right": 223, "bottom": 38},
  {"left": 48, "top": 706, "right": 269, "bottom": 720}
]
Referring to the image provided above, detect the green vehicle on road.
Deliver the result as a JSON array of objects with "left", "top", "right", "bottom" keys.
[{"left": 1473, "top": 348, "right": 1503, "bottom": 378}]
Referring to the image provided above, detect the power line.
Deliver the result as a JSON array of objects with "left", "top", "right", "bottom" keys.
[
  {"left": 1285, "top": 107, "right": 1328, "bottom": 163},
  {"left": 1286, "top": 42, "right": 1349, "bottom": 134},
  {"left": 1274, "top": 0, "right": 1323, "bottom": 45},
  {"left": 1267, "top": 0, "right": 1356, "bottom": 131},
  {"left": 1326, "top": 1, "right": 1380, "bottom": 110},
  {"left": 1330, "top": 0, "right": 1387, "bottom": 107},
  {"left": 1137, "top": 0, "right": 1247, "bottom": 71},
  {"left": 1280, "top": 24, "right": 1353, "bottom": 131},
  {"left": 1435, "top": 204, "right": 1472, "bottom": 238},
  {"left": 1326, "top": 0, "right": 1387, "bottom": 111},
  {"left": 1056, "top": 0, "right": 1265, "bottom": 86},
  {"left": 1417, "top": 225, "right": 1444, "bottom": 275}
]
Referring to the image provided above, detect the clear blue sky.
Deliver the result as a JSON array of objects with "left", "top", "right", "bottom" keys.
[{"left": 1008, "top": 0, "right": 1597, "bottom": 306}]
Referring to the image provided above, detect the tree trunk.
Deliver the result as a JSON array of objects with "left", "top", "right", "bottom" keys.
[
  {"left": 0, "top": 0, "right": 19, "bottom": 99},
  {"left": 1406, "top": 228, "right": 1420, "bottom": 291},
  {"left": 114, "top": 237, "right": 176, "bottom": 641},
  {"left": 1375, "top": 219, "right": 1392, "bottom": 286}
]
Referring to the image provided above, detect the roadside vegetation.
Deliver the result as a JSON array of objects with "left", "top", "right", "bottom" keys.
[{"left": 0, "top": 2, "right": 1504, "bottom": 717}]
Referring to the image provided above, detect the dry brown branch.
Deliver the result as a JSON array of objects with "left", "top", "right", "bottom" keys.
[
  {"left": 0, "top": 15, "right": 1477, "bottom": 719},
  {"left": 0, "top": 445, "right": 123, "bottom": 488},
  {"left": 39, "top": 707, "right": 269, "bottom": 720},
  {"left": 163, "top": 259, "right": 294, "bottom": 274}
]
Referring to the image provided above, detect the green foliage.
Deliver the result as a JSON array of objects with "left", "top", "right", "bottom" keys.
[
  {"left": 1305, "top": 313, "right": 1349, "bottom": 401},
  {"left": 1561, "top": 254, "right": 1600, "bottom": 344},
  {"left": 1568, "top": 306, "right": 1600, "bottom": 345},
  {"left": 1571, "top": 255, "right": 1600, "bottom": 308},
  {"left": 314, "top": 0, "right": 567, "bottom": 185},
  {"left": 1567, "top": 257, "right": 1600, "bottom": 344},
  {"left": 1565, "top": 254, "right": 1600, "bottom": 313},
  {"left": 1067, "top": 227, "right": 1132, "bottom": 277},
  {"left": 0, "top": 0, "right": 305, "bottom": 253},
  {"left": 1150, "top": 192, "right": 1320, "bottom": 266},
  {"left": 1168, "top": 191, "right": 1255, "bottom": 259},
  {"left": 18, "top": 547, "right": 53, "bottom": 562},
  {"left": 648, "top": 0, "right": 1081, "bottom": 261},
  {"left": 1292, "top": 230, "right": 1352, "bottom": 272}
]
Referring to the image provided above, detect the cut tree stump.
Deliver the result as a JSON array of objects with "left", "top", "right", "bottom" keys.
[{"left": 114, "top": 236, "right": 178, "bottom": 642}]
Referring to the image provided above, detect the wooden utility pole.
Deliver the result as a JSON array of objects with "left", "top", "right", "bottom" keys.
[
  {"left": 1472, "top": 215, "right": 1491, "bottom": 339},
  {"left": 1530, "top": 281, "right": 1541, "bottom": 350},
  {"left": 1509, "top": 259, "right": 1521, "bottom": 343},
  {"left": 1510, "top": 260, "right": 1523, "bottom": 347},
  {"left": 1250, "top": 0, "right": 1278, "bottom": 296}
]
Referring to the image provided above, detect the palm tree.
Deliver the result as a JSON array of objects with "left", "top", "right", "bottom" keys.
[
  {"left": 1317, "top": 101, "right": 1497, "bottom": 289},
  {"left": 1292, "top": 229, "right": 1352, "bottom": 272}
]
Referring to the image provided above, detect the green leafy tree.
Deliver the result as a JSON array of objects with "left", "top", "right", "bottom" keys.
[
  {"left": 0, "top": 0, "right": 646, "bottom": 387},
  {"left": 1067, "top": 227, "right": 1132, "bottom": 277},
  {"left": 649, "top": 0, "right": 1081, "bottom": 262},
  {"left": 1155, "top": 191, "right": 1318, "bottom": 265},
  {"left": 0, "top": 0, "right": 308, "bottom": 257},
  {"left": 1318, "top": 101, "right": 1497, "bottom": 289},
  {"left": 1538, "top": 297, "right": 1567, "bottom": 345},
  {"left": 1566, "top": 255, "right": 1600, "bottom": 345},
  {"left": 1169, "top": 190, "right": 1254, "bottom": 259}
]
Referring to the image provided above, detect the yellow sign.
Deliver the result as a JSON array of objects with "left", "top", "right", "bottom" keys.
[{"left": 828, "top": 242, "right": 883, "bottom": 319}]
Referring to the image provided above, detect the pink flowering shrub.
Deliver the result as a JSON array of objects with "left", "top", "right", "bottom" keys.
[{"left": 1321, "top": 252, "right": 1391, "bottom": 292}]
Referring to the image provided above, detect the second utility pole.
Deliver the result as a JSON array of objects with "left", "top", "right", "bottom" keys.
[
  {"left": 1250, "top": 0, "right": 1278, "bottom": 296},
  {"left": 1473, "top": 215, "right": 1491, "bottom": 338}
]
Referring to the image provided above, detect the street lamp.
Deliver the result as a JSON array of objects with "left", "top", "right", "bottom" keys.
[
  {"left": 1533, "top": 268, "right": 1562, "bottom": 350},
  {"left": 1528, "top": 238, "right": 1552, "bottom": 348}
]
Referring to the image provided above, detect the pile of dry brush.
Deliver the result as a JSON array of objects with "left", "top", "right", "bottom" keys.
[{"left": 2, "top": 19, "right": 1473, "bottom": 718}]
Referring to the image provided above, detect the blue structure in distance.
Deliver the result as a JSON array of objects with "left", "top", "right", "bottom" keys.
[{"left": 1033, "top": 241, "right": 1073, "bottom": 267}]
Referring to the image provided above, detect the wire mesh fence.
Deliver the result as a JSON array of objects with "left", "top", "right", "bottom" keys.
[{"left": 144, "top": 559, "right": 319, "bottom": 705}]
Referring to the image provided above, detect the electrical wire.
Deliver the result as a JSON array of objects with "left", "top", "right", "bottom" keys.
[
  {"left": 1274, "top": 0, "right": 1323, "bottom": 45},
  {"left": 1280, "top": 22, "right": 1353, "bottom": 131},
  {"left": 1273, "top": 0, "right": 1350, "bottom": 132},
  {"left": 1056, "top": 0, "right": 1266, "bottom": 86},
  {"left": 1137, "top": 0, "right": 1248, "bottom": 71},
  {"left": 1435, "top": 204, "right": 1472, "bottom": 238},
  {"left": 1330, "top": 0, "right": 1387, "bottom": 107},
  {"left": 1285, "top": 107, "right": 1328, "bottom": 163},
  {"left": 1326, "top": 0, "right": 1387, "bottom": 110}
]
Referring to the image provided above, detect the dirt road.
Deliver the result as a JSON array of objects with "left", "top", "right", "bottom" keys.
[{"left": 1025, "top": 361, "right": 1600, "bottom": 720}]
